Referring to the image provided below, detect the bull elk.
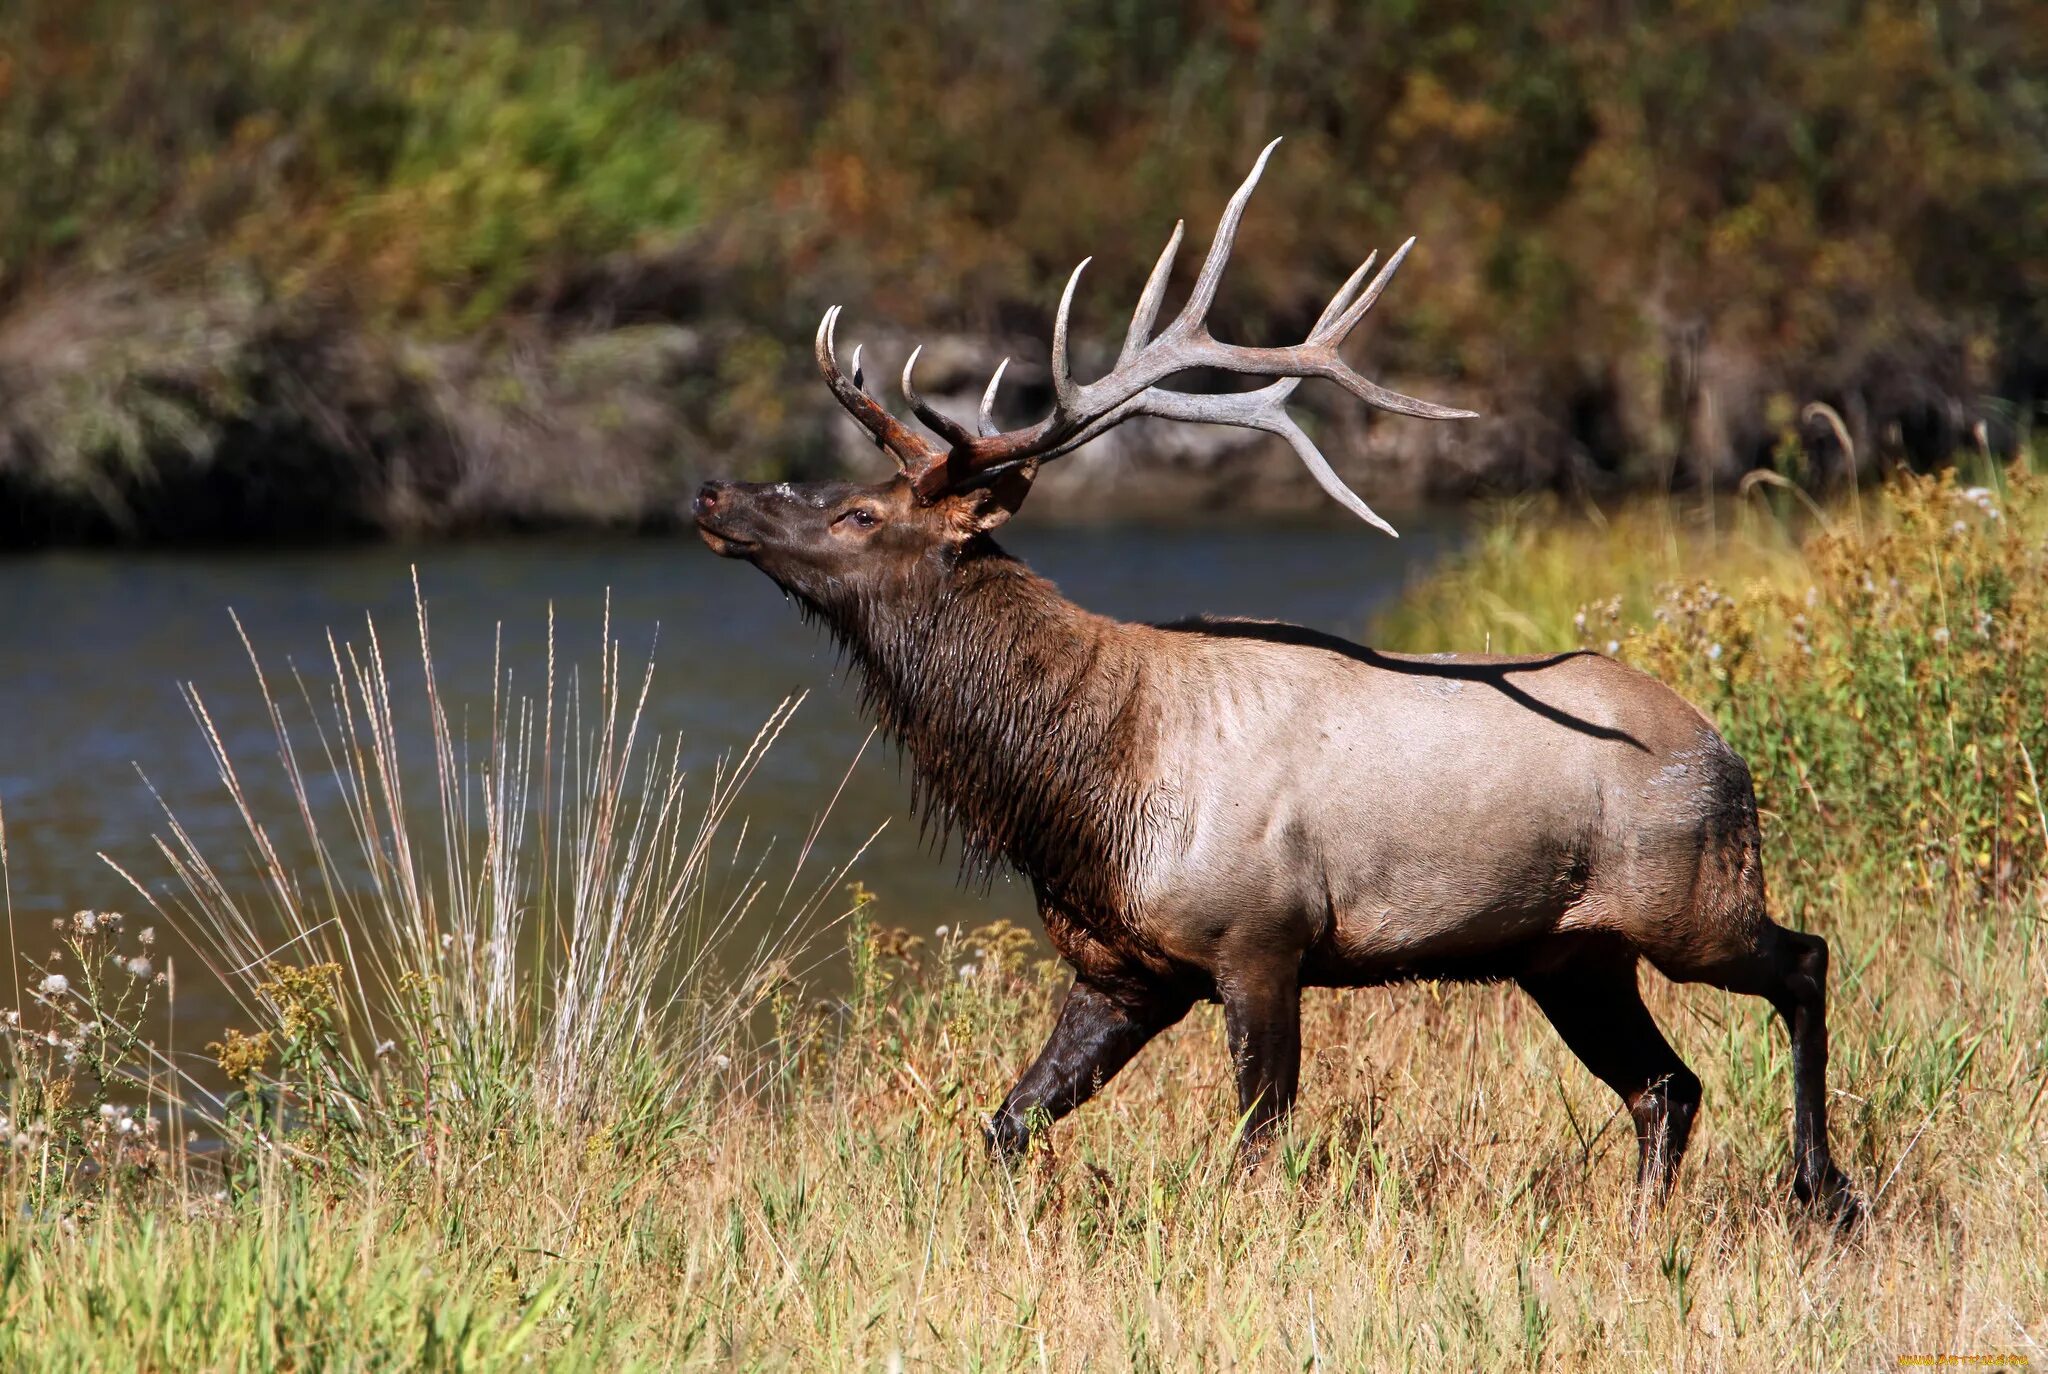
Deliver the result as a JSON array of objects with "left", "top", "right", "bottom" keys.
[{"left": 695, "top": 140, "right": 1857, "bottom": 1219}]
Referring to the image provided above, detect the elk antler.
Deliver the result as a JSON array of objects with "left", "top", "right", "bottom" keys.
[{"left": 812, "top": 138, "right": 1477, "bottom": 536}]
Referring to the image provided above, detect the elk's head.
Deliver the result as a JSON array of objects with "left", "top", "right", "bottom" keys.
[
  {"left": 693, "top": 470, "right": 1029, "bottom": 613},
  {"left": 696, "top": 138, "right": 1476, "bottom": 606}
]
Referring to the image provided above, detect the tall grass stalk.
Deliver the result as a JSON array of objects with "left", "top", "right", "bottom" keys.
[{"left": 17, "top": 576, "right": 873, "bottom": 1186}]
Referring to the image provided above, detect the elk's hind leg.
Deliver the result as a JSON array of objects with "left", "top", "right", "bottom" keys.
[
  {"left": 1656, "top": 919, "right": 1857, "bottom": 1223},
  {"left": 1519, "top": 945, "right": 1702, "bottom": 1198}
]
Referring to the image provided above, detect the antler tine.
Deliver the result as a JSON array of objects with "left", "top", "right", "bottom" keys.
[
  {"left": 1119, "top": 220, "right": 1185, "bottom": 367},
  {"left": 977, "top": 358, "right": 1010, "bottom": 438},
  {"left": 1166, "top": 136, "right": 1281, "bottom": 340},
  {"left": 1321, "top": 236, "right": 1415, "bottom": 345},
  {"left": 850, "top": 343, "right": 865, "bottom": 390},
  {"left": 1050, "top": 257, "right": 1092, "bottom": 413},
  {"left": 814, "top": 306, "right": 944, "bottom": 474},
  {"left": 900, "top": 344, "right": 978, "bottom": 448},
  {"left": 1317, "top": 250, "right": 1379, "bottom": 336}
]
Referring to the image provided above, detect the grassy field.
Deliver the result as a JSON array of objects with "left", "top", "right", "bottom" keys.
[{"left": 4, "top": 468, "right": 2047, "bottom": 1370}]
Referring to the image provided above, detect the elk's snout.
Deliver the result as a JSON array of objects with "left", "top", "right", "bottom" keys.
[{"left": 694, "top": 480, "right": 769, "bottom": 558}]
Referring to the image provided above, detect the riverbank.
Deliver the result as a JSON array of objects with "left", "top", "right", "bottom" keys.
[
  {"left": 4, "top": 4, "right": 2040, "bottom": 548},
  {"left": 3, "top": 465, "right": 2043, "bottom": 1368},
  {"left": 1, "top": 270, "right": 2028, "bottom": 549}
]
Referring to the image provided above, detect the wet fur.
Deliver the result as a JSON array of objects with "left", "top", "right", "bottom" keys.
[{"left": 806, "top": 539, "right": 1161, "bottom": 930}]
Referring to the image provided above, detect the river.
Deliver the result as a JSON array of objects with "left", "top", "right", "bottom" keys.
[{"left": 0, "top": 514, "right": 1463, "bottom": 1028}]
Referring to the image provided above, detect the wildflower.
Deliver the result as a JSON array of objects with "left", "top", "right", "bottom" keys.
[
  {"left": 125, "top": 957, "right": 153, "bottom": 980},
  {"left": 1706, "top": 643, "right": 1723, "bottom": 661},
  {"left": 99, "top": 1103, "right": 118, "bottom": 1120},
  {"left": 1605, "top": 640, "right": 1620, "bottom": 655},
  {"left": 934, "top": 924, "right": 949, "bottom": 938},
  {"left": 959, "top": 963, "right": 978, "bottom": 981},
  {"left": 712, "top": 1053, "right": 733, "bottom": 1070},
  {"left": 138, "top": 927, "right": 156, "bottom": 948},
  {"left": 1962, "top": 486, "right": 1990, "bottom": 503},
  {"left": 1933, "top": 627, "right": 1951, "bottom": 644},
  {"left": 72, "top": 911, "right": 98, "bottom": 934},
  {"left": 374, "top": 1039, "right": 396, "bottom": 1058},
  {"left": 37, "top": 973, "right": 69, "bottom": 998},
  {"left": 1953, "top": 520, "right": 1968, "bottom": 534},
  {"left": 3, "top": 1009, "right": 18, "bottom": 1027}
]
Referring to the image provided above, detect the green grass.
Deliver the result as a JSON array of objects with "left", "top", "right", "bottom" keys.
[{"left": 5, "top": 470, "right": 2048, "bottom": 1369}]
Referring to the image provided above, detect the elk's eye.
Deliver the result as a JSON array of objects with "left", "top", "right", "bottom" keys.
[{"left": 838, "top": 508, "right": 878, "bottom": 530}]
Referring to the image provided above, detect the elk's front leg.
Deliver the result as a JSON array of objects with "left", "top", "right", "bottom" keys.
[
  {"left": 987, "top": 978, "right": 1192, "bottom": 1162},
  {"left": 1221, "top": 967, "right": 1302, "bottom": 1166}
]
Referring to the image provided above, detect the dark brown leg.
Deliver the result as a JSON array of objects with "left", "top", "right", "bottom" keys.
[
  {"left": 1677, "top": 921, "right": 1857, "bottom": 1223},
  {"left": 1520, "top": 951, "right": 1702, "bottom": 1199},
  {"left": 986, "top": 977, "right": 1192, "bottom": 1163},
  {"left": 1221, "top": 968, "right": 1302, "bottom": 1167}
]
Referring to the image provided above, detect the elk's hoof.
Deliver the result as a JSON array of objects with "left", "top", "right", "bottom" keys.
[
  {"left": 1794, "top": 1166, "right": 1863, "bottom": 1232},
  {"left": 983, "top": 1114, "right": 1029, "bottom": 1167}
]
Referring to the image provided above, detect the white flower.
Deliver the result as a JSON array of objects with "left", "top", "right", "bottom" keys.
[
  {"left": 1932, "top": 626, "right": 1951, "bottom": 644},
  {"left": 374, "top": 1040, "right": 396, "bottom": 1058},
  {"left": 712, "top": 1053, "right": 732, "bottom": 1070},
  {"left": 37, "top": 973, "right": 69, "bottom": 998},
  {"left": 138, "top": 927, "right": 156, "bottom": 948},
  {"left": 125, "top": 957, "right": 153, "bottom": 980},
  {"left": 72, "top": 911, "right": 98, "bottom": 934},
  {"left": 99, "top": 1103, "right": 118, "bottom": 1120},
  {"left": 1706, "top": 643, "right": 1724, "bottom": 661},
  {"left": 1605, "top": 640, "right": 1621, "bottom": 655},
  {"left": 958, "top": 963, "right": 978, "bottom": 981},
  {"left": 1962, "top": 486, "right": 1990, "bottom": 503},
  {"left": 1953, "top": 520, "right": 1969, "bottom": 534},
  {"left": 934, "top": 925, "right": 949, "bottom": 938}
]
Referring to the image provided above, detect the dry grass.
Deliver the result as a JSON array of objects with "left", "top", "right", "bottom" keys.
[{"left": 4, "top": 470, "right": 2047, "bottom": 1370}]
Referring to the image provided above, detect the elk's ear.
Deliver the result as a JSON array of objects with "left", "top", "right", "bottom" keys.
[{"left": 947, "top": 463, "right": 1038, "bottom": 536}]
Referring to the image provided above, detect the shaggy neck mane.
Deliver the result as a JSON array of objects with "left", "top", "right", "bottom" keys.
[{"left": 814, "top": 543, "right": 1157, "bottom": 916}]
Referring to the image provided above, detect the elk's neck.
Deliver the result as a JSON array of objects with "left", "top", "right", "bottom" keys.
[{"left": 824, "top": 547, "right": 1157, "bottom": 915}]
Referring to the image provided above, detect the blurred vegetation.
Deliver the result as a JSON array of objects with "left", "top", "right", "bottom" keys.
[{"left": 0, "top": 0, "right": 2043, "bottom": 532}]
